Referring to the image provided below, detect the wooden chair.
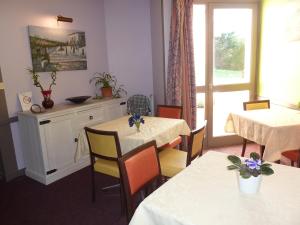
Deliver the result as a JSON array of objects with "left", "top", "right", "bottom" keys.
[
  {"left": 241, "top": 100, "right": 270, "bottom": 157},
  {"left": 159, "top": 121, "right": 206, "bottom": 178},
  {"left": 84, "top": 127, "right": 123, "bottom": 202},
  {"left": 118, "top": 140, "right": 162, "bottom": 222},
  {"left": 157, "top": 105, "right": 183, "bottom": 149},
  {"left": 282, "top": 150, "right": 300, "bottom": 168}
]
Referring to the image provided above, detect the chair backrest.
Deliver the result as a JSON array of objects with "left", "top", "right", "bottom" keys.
[
  {"left": 84, "top": 127, "right": 122, "bottom": 160},
  {"left": 156, "top": 105, "right": 183, "bottom": 119},
  {"left": 243, "top": 100, "right": 270, "bottom": 111},
  {"left": 186, "top": 120, "right": 207, "bottom": 166},
  {"left": 127, "top": 94, "right": 151, "bottom": 116},
  {"left": 118, "top": 140, "right": 161, "bottom": 221}
]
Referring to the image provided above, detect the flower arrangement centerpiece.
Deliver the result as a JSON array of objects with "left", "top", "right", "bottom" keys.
[
  {"left": 27, "top": 68, "right": 57, "bottom": 109},
  {"left": 227, "top": 152, "right": 274, "bottom": 194},
  {"left": 128, "top": 113, "right": 145, "bottom": 132}
]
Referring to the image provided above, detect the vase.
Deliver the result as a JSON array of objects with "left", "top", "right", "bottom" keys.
[
  {"left": 41, "top": 90, "right": 54, "bottom": 109},
  {"left": 238, "top": 174, "right": 262, "bottom": 194},
  {"left": 135, "top": 122, "right": 141, "bottom": 132}
]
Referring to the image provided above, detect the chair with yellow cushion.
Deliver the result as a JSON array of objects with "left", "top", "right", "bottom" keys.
[
  {"left": 159, "top": 121, "right": 206, "bottom": 177},
  {"left": 157, "top": 105, "right": 183, "bottom": 149},
  {"left": 242, "top": 100, "right": 270, "bottom": 157},
  {"left": 84, "top": 127, "right": 122, "bottom": 202}
]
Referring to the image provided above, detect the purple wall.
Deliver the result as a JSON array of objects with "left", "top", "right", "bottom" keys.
[
  {"left": 104, "top": 0, "right": 153, "bottom": 98},
  {"left": 0, "top": 0, "right": 154, "bottom": 169}
]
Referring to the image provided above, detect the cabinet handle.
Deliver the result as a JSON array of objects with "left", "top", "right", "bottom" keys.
[
  {"left": 74, "top": 138, "right": 78, "bottom": 142},
  {"left": 120, "top": 102, "right": 126, "bottom": 105},
  {"left": 40, "top": 120, "right": 51, "bottom": 125},
  {"left": 46, "top": 169, "right": 57, "bottom": 175},
  {"left": 89, "top": 115, "right": 93, "bottom": 120}
]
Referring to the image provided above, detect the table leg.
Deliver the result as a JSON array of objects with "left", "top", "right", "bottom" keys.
[{"left": 260, "top": 145, "right": 265, "bottom": 157}]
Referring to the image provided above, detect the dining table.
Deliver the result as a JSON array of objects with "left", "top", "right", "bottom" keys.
[
  {"left": 129, "top": 151, "right": 300, "bottom": 225},
  {"left": 75, "top": 115, "right": 191, "bottom": 160},
  {"left": 224, "top": 106, "right": 300, "bottom": 161}
]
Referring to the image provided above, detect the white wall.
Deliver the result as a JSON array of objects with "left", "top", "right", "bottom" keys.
[
  {"left": 103, "top": 0, "right": 153, "bottom": 99},
  {"left": 0, "top": 0, "right": 154, "bottom": 169}
]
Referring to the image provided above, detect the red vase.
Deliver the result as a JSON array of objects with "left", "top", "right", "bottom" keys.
[{"left": 41, "top": 90, "right": 54, "bottom": 109}]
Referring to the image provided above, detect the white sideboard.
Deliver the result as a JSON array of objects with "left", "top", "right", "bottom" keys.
[{"left": 18, "top": 98, "right": 127, "bottom": 185}]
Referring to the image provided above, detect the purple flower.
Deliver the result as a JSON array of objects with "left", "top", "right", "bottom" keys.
[
  {"left": 245, "top": 158, "right": 261, "bottom": 170},
  {"left": 128, "top": 113, "right": 145, "bottom": 127}
]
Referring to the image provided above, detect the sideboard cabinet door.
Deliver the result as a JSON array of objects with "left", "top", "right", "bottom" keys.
[{"left": 39, "top": 114, "right": 76, "bottom": 175}]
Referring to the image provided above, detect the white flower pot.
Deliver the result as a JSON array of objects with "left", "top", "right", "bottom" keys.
[{"left": 238, "top": 175, "right": 262, "bottom": 194}]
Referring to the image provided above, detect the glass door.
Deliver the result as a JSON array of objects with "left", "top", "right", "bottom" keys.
[{"left": 193, "top": 3, "right": 258, "bottom": 147}]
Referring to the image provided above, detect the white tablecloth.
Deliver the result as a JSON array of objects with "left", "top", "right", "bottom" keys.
[
  {"left": 225, "top": 106, "right": 300, "bottom": 161},
  {"left": 130, "top": 151, "right": 300, "bottom": 225},
  {"left": 75, "top": 116, "right": 191, "bottom": 160}
]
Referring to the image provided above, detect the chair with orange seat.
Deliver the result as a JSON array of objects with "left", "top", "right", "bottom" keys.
[
  {"left": 241, "top": 100, "right": 270, "bottom": 157},
  {"left": 118, "top": 140, "right": 162, "bottom": 222},
  {"left": 84, "top": 127, "right": 123, "bottom": 202},
  {"left": 282, "top": 150, "right": 300, "bottom": 168},
  {"left": 159, "top": 121, "right": 206, "bottom": 178},
  {"left": 157, "top": 105, "right": 183, "bottom": 149}
]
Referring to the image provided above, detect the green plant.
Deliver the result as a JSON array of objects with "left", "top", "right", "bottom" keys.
[
  {"left": 89, "top": 72, "right": 116, "bottom": 88},
  {"left": 90, "top": 72, "right": 127, "bottom": 98},
  {"left": 227, "top": 152, "right": 274, "bottom": 179},
  {"left": 27, "top": 68, "right": 57, "bottom": 92},
  {"left": 113, "top": 84, "right": 127, "bottom": 98}
]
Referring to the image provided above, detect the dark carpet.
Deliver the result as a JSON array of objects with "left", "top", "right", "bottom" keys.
[
  {"left": 0, "top": 167, "right": 126, "bottom": 225},
  {"left": 0, "top": 143, "right": 291, "bottom": 225}
]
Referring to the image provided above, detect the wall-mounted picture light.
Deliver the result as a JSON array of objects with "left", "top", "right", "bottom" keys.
[{"left": 57, "top": 15, "right": 73, "bottom": 23}]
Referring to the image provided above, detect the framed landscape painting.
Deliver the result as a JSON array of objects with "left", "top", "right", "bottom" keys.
[{"left": 28, "top": 25, "right": 87, "bottom": 72}]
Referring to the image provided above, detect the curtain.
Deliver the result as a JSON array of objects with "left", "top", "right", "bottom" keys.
[{"left": 166, "top": 0, "right": 196, "bottom": 129}]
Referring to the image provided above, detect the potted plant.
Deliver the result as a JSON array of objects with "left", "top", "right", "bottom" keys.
[
  {"left": 113, "top": 84, "right": 127, "bottom": 98},
  {"left": 89, "top": 72, "right": 116, "bottom": 97},
  {"left": 27, "top": 68, "right": 57, "bottom": 109},
  {"left": 227, "top": 152, "right": 274, "bottom": 194}
]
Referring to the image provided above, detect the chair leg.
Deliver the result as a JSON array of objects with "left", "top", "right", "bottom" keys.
[
  {"left": 120, "top": 182, "right": 126, "bottom": 216},
  {"left": 101, "top": 183, "right": 120, "bottom": 191},
  {"left": 274, "top": 160, "right": 280, "bottom": 164},
  {"left": 260, "top": 145, "right": 265, "bottom": 158},
  {"left": 241, "top": 138, "right": 247, "bottom": 157},
  {"left": 91, "top": 167, "right": 96, "bottom": 202}
]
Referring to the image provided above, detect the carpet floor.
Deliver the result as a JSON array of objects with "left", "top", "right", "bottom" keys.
[{"left": 0, "top": 144, "right": 293, "bottom": 225}]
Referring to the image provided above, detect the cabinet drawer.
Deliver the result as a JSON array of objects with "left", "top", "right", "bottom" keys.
[{"left": 75, "top": 108, "right": 106, "bottom": 128}]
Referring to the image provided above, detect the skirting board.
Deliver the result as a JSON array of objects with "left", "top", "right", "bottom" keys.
[{"left": 25, "top": 156, "right": 90, "bottom": 185}]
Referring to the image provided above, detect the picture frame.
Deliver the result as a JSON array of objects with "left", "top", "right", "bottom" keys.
[
  {"left": 28, "top": 25, "right": 87, "bottom": 72},
  {"left": 18, "top": 91, "right": 33, "bottom": 111}
]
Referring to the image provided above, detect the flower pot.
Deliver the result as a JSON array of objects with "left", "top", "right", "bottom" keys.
[
  {"left": 41, "top": 90, "right": 54, "bottom": 109},
  {"left": 101, "top": 87, "right": 112, "bottom": 98},
  {"left": 238, "top": 175, "right": 262, "bottom": 194}
]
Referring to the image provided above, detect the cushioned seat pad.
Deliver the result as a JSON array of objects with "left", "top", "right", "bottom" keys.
[{"left": 159, "top": 148, "right": 187, "bottom": 177}]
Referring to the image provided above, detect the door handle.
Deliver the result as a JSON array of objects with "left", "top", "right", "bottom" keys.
[{"left": 40, "top": 120, "right": 51, "bottom": 125}]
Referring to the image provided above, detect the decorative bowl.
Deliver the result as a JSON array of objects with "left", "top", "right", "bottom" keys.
[{"left": 66, "top": 96, "right": 91, "bottom": 104}]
